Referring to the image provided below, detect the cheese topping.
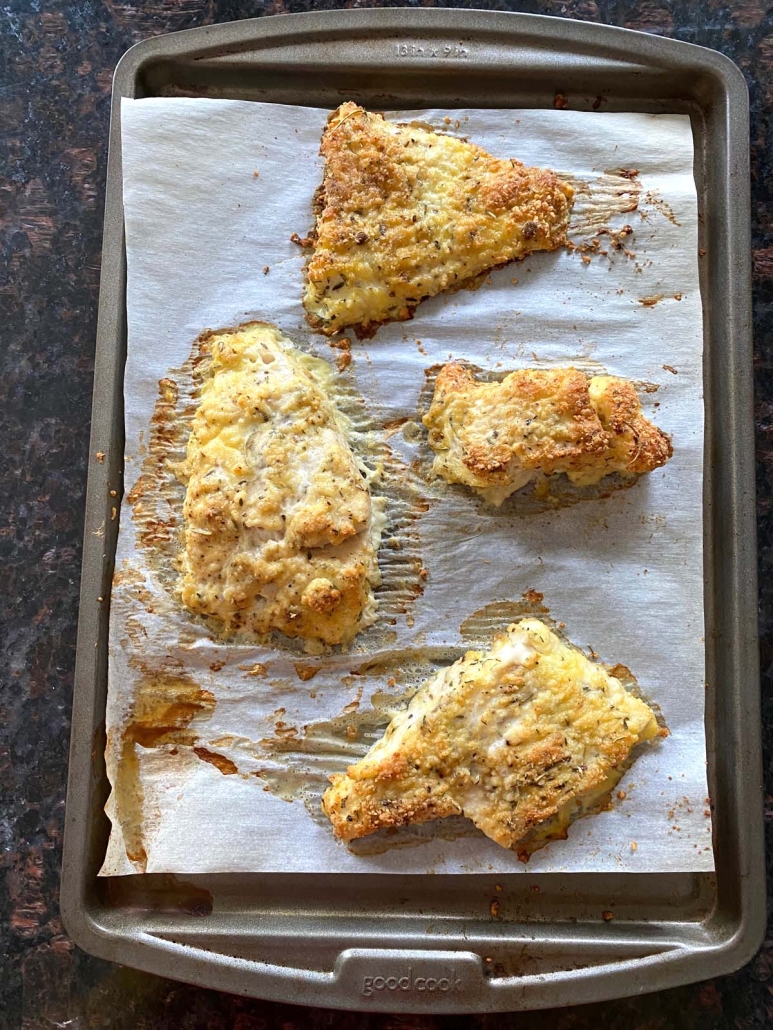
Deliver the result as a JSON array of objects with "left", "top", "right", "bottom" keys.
[
  {"left": 301, "top": 103, "right": 574, "bottom": 338},
  {"left": 322, "top": 619, "right": 661, "bottom": 850},
  {"left": 177, "top": 322, "right": 384, "bottom": 648},
  {"left": 423, "top": 363, "right": 673, "bottom": 504}
]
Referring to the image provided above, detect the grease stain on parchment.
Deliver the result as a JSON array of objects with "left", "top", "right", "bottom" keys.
[
  {"left": 642, "top": 189, "right": 680, "bottom": 226},
  {"left": 563, "top": 170, "right": 642, "bottom": 237},
  {"left": 458, "top": 591, "right": 555, "bottom": 645},
  {"left": 556, "top": 172, "right": 681, "bottom": 278},
  {"left": 125, "top": 342, "right": 207, "bottom": 591},
  {"left": 255, "top": 646, "right": 471, "bottom": 853},
  {"left": 193, "top": 747, "right": 239, "bottom": 775},
  {"left": 114, "top": 668, "right": 215, "bottom": 871}
]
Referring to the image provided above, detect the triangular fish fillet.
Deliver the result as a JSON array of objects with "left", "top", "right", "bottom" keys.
[{"left": 299, "top": 103, "right": 574, "bottom": 338}]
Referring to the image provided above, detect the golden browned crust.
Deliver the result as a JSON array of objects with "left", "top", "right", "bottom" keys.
[
  {"left": 300, "top": 103, "right": 575, "bottom": 339},
  {"left": 322, "top": 619, "right": 661, "bottom": 849},
  {"left": 422, "top": 364, "right": 673, "bottom": 504},
  {"left": 176, "top": 322, "right": 384, "bottom": 648},
  {"left": 588, "top": 375, "right": 673, "bottom": 474}
]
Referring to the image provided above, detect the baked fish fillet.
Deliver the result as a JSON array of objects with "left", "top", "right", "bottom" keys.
[
  {"left": 322, "top": 619, "right": 661, "bottom": 851},
  {"left": 423, "top": 363, "right": 673, "bottom": 505},
  {"left": 177, "top": 322, "right": 384, "bottom": 648},
  {"left": 300, "top": 103, "right": 574, "bottom": 339}
]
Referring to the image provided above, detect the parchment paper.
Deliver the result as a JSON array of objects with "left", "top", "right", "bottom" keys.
[{"left": 101, "top": 98, "right": 712, "bottom": 875}]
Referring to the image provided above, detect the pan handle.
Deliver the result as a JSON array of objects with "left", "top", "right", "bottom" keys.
[{"left": 334, "top": 948, "right": 487, "bottom": 1008}]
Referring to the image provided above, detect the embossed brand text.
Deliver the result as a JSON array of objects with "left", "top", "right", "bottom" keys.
[{"left": 362, "top": 967, "right": 464, "bottom": 997}]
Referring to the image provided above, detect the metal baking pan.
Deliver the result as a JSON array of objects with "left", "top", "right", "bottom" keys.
[{"left": 61, "top": 8, "right": 763, "bottom": 1011}]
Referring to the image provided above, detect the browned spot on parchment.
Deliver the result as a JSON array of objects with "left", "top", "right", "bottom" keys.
[
  {"left": 128, "top": 669, "right": 214, "bottom": 749},
  {"left": 126, "top": 377, "right": 182, "bottom": 551},
  {"left": 639, "top": 294, "right": 665, "bottom": 307},
  {"left": 115, "top": 669, "right": 215, "bottom": 871},
  {"left": 124, "top": 616, "right": 149, "bottom": 650},
  {"left": 328, "top": 336, "right": 352, "bottom": 371},
  {"left": 239, "top": 662, "right": 269, "bottom": 678},
  {"left": 274, "top": 720, "right": 299, "bottom": 740},
  {"left": 611, "top": 168, "right": 639, "bottom": 180},
  {"left": 340, "top": 682, "right": 364, "bottom": 715},
  {"left": 193, "top": 747, "right": 238, "bottom": 775},
  {"left": 113, "top": 562, "right": 156, "bottom": 616},
  {"left": 607, "top": 662, "right": 637, "bottom": 689},
  {"left": 124, "top": 335, "right": 211, "bottom": 601},
  {"left": 294, "top": 663, "right": 320, "bottom": 682},
  {"left": 566, "top": 223, "right": 636, "bottom": 263},
  {"left": 383, "top": 415, "right": 410, "bottom": 439},
  {"left": 643, "top": 189, "right": 680, "bottom": 226}
]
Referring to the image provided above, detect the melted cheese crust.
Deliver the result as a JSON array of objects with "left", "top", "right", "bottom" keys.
[
  {"left": 322, "top": 619, "right": 660, "bottom": 850},
  {"left": 302, "top": 103, "right": 574, "bottom": 338},
  {"left": 423, "top": 364, "right": 673, "bottom": 505},
  {"left": 177, "top": 322, "right": 384, "bottom": 648}
]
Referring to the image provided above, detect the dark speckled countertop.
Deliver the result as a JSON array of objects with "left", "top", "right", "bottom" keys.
[{"left": 2, "top": 0, "right": 772, "bottom": 1026}]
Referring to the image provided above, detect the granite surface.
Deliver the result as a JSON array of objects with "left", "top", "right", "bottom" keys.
[{"left": 1, "top": 0, "right": 772, "bottom": 1026}]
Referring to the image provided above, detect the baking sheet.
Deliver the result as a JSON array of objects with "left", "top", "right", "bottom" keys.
[{"left": 101, "top": 97, "right": 712, "bottom": 875}]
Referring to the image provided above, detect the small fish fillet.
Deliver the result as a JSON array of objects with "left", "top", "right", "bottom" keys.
[{"left": 423, "top": 364, "right": 673, "bottom": 505}]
